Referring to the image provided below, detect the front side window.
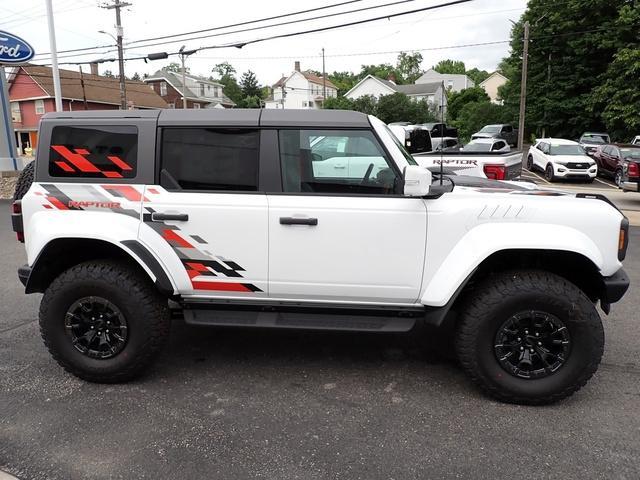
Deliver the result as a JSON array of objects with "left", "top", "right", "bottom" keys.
[
  {"left": 161, "top": 128, "right": 259, "bottom": 191},
  {"left": 49, "top": 125, "right": 138, "bottom": 178},
  {"left": 279, "top": 129, "right": 399, "bottom": 195}
]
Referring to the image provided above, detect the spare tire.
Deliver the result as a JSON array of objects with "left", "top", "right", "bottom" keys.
[{"left": 13, "top": 161, "right": 35, "bottom": 201}]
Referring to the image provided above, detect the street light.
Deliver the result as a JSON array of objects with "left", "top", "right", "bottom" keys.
[{"left": 98, "top": 29, "right": 127, "bottom": 109}]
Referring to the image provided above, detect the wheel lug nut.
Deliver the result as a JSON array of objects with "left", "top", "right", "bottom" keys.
[
  {"left": 90, "top": 326, "right": 94, "bottom": 329},
  {"left": 530, "top": 349, "right": 534, "bottom": 353},
  {"left": 535, "top": 332, "right": 539, "bottom": 337},
  {"left": 520, "top": 347, "right": 524, "bottom": 351},
  {"left": 538, "top": 342, "right": 542, "bottom": 346},
  {"left": 517, "top": 337, "right": 521, "bottom": 341},
  {"left": 524, "top": 330, "right": 529, "bottom": 334}
]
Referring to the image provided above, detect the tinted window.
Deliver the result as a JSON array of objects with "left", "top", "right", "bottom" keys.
[
  {"left": 160, "top": 128, "right": 259, "bottom": 191},
  {"left": 550, "top": 144, "right": 584, "bottom": 155},
  {"left": 49, "top": 125, "right": 137, "bottom": 178},
  {"left": 464, "top": 142, "right": 491, "bottom": 152},
  {"left": 279, "top": 129, "right": 398, "bottom": 195}
]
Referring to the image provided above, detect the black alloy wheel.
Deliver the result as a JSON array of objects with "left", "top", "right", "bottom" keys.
[
  {"left": 494, "top": 310, "right": 570, "bottom": 380},
  {"left": 65, "top": 296, "right": 128, "bottom": 359}
]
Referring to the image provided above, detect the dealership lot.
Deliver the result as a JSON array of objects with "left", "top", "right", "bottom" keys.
[{"left": 1, "top": 201, "right": 639, "bottom": 480}]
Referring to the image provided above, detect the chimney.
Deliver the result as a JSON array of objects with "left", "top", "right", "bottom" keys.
[
  {"left": 294, "top": 61, "right": 300, "bottom": 72},
  {"left": 387, "top": 72, "right": 396, "bottom": 85},
  {"left": 90, "top": 62, "right": 99, "bottom": 76}
]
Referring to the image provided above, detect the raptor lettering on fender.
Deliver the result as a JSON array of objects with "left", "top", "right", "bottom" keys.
[{"left": 68, "top": 201, "right": 122, "bottom": 209}]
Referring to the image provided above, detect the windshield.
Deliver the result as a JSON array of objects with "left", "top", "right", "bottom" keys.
[
  {"left": 621, "top": 148, "right": 640, "bottom": 159},
  {"left": 479, "top": 125, "right": 501, "bottom": 133},
  {"left": 382, "top": 124, "right": 417, "bottom": 165},
  {"left": 463, "top": 142, "right": 491, "bottom": 152},
  {"left": 549, "top": 144, "right": 585, "bottom": 155},
  {"left": 582, "top": 134, "right": 609, "bottom": 143}
]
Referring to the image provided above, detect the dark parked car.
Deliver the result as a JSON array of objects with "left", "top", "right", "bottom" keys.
[
  {"left": 593, "top": 144, "right": 640, "bottom": 186},
  {"left": 579, "top": 132, "right": 611, "bottom": 156}
]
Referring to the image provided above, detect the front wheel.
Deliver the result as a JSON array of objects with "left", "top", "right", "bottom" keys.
[
  {"left": 545, "top": 164, "right": 556, "bottom": 182},
  {"left": 39, "top": 260, "right": 171, "bottom": 382},
  {"left": 526, "top": 155, "right": 534, "bottom": 171},
  {"left": 455, "top": 270, "right": 604, "bottom": 405},
  {"left": 614, "top": 169, "right": 623, "bottom": 187}
]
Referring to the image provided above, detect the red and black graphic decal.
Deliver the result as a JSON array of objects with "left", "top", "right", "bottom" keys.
[
  {"left": 143, "top": 212, "right": 262, "bottom": 293},
  {"left": 38, "top": 184, "right": 142, "bottom": 218},
  {"left": 50, "top": 145, "right": 135, "bottom": 179}
]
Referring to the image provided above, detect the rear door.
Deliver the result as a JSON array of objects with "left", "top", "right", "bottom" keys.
[
  {"left": 267, "top": 128, "right": 427, "bottom": 304},
  {"left": 137, "top": 125, "right": 268, "bottom": 298}
]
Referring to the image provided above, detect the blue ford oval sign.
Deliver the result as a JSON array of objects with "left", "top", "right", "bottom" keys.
[{"left": 0, "top": 31, "right": 35, "bottom": 64}]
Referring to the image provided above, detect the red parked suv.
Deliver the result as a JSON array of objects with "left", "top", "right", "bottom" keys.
[{"left": 593, "top": 144, "right": 640, "bottom": 186}]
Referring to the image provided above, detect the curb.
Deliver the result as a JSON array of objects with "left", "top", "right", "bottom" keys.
[{"left": 0, "top": 471, "right": 19, "bottom": 480}]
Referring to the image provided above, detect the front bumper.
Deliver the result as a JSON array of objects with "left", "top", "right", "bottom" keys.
[
  {"left": 18, "top": 265, "right": 31, "bottom": 287},
  {"left": 554, "top": 164, "right": 597, "bottom": 178},
  {"left": 601, "top": 268, "right": 630, "bottom": 305}
]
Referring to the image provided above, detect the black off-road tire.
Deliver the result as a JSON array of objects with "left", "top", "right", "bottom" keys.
[
  {"left": 13, "top": 161, "right": 34, "bottom": 201},
  {"left": 455, "top": 270, "right": 604, "bottom": 405},
  {"left": 39, "top": 260, "right": 171, "bottom": 383}
]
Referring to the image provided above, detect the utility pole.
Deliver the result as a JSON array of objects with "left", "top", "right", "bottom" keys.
[
  {"left": 517, "top": 20, "right": 530, "bottom": 151},
  {"left": 102, "top": 0, "right": 130, "bottom": 110},
  {"left": 45, "top": 0, "right": 63, "bottom": 112},
  {"left": 178, "top": 46, "right": 197, "bottom": 109},
  {"left": 79, "top": 66, "right": 88, "bottom": 110},
  {"left": 322, "top": 47, "right": 326, "bottom": 103}
]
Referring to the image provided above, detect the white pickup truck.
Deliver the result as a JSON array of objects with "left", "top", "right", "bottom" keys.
[{"left": 413, "top": 150, "right": 523, "bottom": 180}]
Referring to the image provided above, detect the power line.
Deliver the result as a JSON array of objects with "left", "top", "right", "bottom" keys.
[{"left": 33, "top": 0, "right": 367, "bottom": 58}]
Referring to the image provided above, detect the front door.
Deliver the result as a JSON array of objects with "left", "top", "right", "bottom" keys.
[
  {"left": 268, "top": 128, "right": 427, "bottom": 304},
  {"left": 138, "top": 127, "right": 268, "bottom": 298}
]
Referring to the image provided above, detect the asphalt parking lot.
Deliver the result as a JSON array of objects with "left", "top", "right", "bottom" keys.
[{"left": 1, "top": 201, "right": 639, "bottom": 480}]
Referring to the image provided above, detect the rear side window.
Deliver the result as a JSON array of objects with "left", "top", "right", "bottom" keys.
[
  {"left": 49, "top": 125, "right": 138, "bottom": 178},
  {"left": 160, "top": 128, "right": 259, "bottom": 191}
]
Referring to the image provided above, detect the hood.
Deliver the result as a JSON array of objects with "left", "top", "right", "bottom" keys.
[{"left": 471, "top": 132, "right": 495, "bottom": 139}]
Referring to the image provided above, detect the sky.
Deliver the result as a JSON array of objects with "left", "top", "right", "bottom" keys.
[{"left": 3, "top": 0, "right": 528, "bottom": 84}]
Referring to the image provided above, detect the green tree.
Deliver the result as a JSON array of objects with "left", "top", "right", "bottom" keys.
[
  {"left": 454, "top": 102, "right": 508, "bottom": 141},
  {"left": 240, "top": 70, "right": 262, "bottom": 98},
  {"left": 591, "top": 48, "right": 640, "bottom": 141},
  {"left": 433, "top": 59, "right": 465, "bottom": 75},
  {"left": 130, "top": 72, "right": 141, "bottom": 81},
  {"left": 163, "top": 62, "right": 186, "bottom": 74},
  {"left": 352, "top": 95, "right": 378, "bottom": 115},
  {"left": 212, "top": 62, "right": 236, "bottom": 77},
  {"left": 499, "top": 1, "right": 638, "bottom": 139},
  {"left": 328, "top": 71, "right": 359, "bottom": 96},
  {"left": 447, "top": 87, "right": 490, "bottom": 122},
  {"left": 465, "top": 67, "right": 490, "bottom": 86},
  {"left": 396, "top": 52, "right": 424, "bottom": 83},
  {"left": 323, "top": 96, "right": 355, "bottom": 110},
  {"left": 360, "top": 63, "right": 401, "bottom": 83},
  {"left": 102, "top": 70, "right": 115, "bottom": 78},
  {"left": 238, "top": 95, "right": 262, "bottom": 108}
]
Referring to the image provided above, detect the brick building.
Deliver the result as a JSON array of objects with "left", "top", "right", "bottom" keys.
[{"left": 8, "top": 64, "right": 167, "bottom": 158}]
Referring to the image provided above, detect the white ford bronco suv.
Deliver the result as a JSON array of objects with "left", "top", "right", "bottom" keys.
[{"left": 11, "top": 109, "right": 630, "bottom": 405}]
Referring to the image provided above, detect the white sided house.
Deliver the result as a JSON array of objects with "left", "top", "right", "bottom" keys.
[
  {"left": 415, "top": 68, "right": 474, "bottom": 93},
  {"left": 345, "top": 75, "right": 448, "bottom": 117},
  {"left": 264, "top": 61, "right": 338, "bottom": 109}
]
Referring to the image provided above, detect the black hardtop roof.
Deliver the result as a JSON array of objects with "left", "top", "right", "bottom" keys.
[{"left": 43, "top": 108, "right": 371, "bottom": 128}]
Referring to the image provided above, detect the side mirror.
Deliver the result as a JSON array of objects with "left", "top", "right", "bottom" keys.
[{"left": 403, "top": 165, "right": 432, "bottom": 197}]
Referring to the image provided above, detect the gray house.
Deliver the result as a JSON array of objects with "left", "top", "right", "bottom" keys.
[{"left": 415, "top": 68, "right": 474, "bottom": 93}]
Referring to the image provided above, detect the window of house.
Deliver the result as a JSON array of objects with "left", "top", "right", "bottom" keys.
[
  {"left": 10, "top": 102, "right": 21, "bottom": 122},
  {"left": 193, "top": 103, "right": 201, "bottom": 109},
  {"left": 200, "top": 84, "right": 205, "bottom": 96},
  {"left": 279, "top": 129, "right": 399, "bottom": 195},
  {"left": 160, "top": 128, "right": 259, "bottom": 191},
  {"left": 447, "top": 80, "right": 454, "bottom": 88},
  {"left": 48, "top": 125, "right": 138, "bottom": 178},
  {"left": 160, "top": 81, "right": 167, "bottom": 96},
  {"left": 35, "top": 99, "right": 45, "bottom": 115},
  {"left": 214, "top": 87, "right": 219, "bottom": 97}
]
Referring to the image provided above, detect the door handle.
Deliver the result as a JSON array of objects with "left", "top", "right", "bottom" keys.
[
  {"left": 279, "top": 217, "right": 318, "bottom": 226},
  {"left": 151, "top": 212, "right": 189, "bottom": 222}
]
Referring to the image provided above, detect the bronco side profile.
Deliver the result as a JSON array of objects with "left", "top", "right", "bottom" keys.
[{"left": 12, "top": 109, "right": 630, "bottom": 405}]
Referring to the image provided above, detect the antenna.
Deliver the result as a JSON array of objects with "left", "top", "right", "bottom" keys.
[{"left": 439, "top": 80, "right": 445, "bottom": 185}]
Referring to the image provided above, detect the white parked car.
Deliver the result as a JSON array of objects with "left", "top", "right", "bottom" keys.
[
  {"left": 461, "top": 138, "right": 510, "bottom": 153},
  {"left": 527, "top": 138, "right": 597, "bottom": 182}
]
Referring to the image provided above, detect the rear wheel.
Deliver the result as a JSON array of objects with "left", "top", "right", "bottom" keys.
[
  {"left": 545, "top": 164, "right": 556, "bottom": 182},
  {"left": 526, "top": 155, "right": 534, "bottom": 171},
  {"left": 39, "top": 260, "right": 171, "bottom": 382},
  {"left": 455, "top": 270, "right": 604, "bottom": 405}
]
